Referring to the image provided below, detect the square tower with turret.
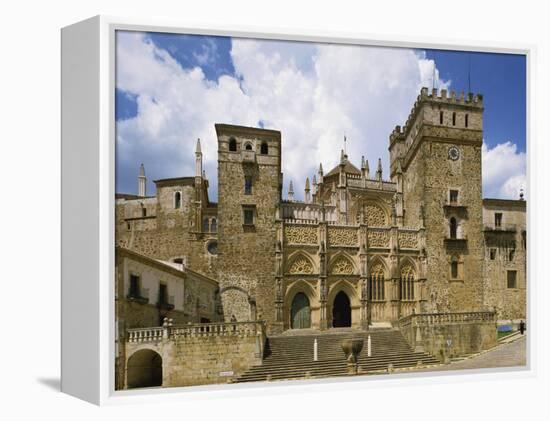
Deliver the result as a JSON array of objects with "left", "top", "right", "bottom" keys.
[
  {"left": 390, "top": 87, "right": 485, "bottom": 313},
  {"left": 216, "top": 124, "right": 282, "bottom": 329}
]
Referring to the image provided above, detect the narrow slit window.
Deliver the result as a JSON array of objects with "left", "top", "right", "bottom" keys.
[
  {"left": 465, "top": 113, "right": 469, "bottom": 127},
  {"left": 440, "top": 110, "right": 444, "bottom": 124},
  {"left": 452, "top": 112, "right": 456, "bottom": 126}
]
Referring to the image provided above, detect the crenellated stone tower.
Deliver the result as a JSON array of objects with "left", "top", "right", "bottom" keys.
[
  {"left": 216, "top": 124, "right": 282, "bottom": 331},
  {"left": 389, "top": 87, "right": 485, "bottom": 313}
]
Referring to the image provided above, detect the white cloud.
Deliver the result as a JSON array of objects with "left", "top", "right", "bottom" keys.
[
  {"left": 116, "top": 32, "right": 453, "bottom": 200},
  {"left": 482, "top": 141, "right": 526, "bottom": 199}
]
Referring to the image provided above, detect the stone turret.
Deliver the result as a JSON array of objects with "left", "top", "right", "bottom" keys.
[
  {"left": 304, "top": 177, "right": 311, "bottom": 204},
  {"left": 138, "top": 163, "right": 146, "bottom": 197}
]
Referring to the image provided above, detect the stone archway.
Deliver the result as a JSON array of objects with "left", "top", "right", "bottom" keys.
[
  {"left": 127, "top": 349, "right": 163, "bottom": 389},
  {"left": 290, "top": 292, "right": 311, "bottom": 329},
  {"left": 332, "top": 291, "right": 351, "bottom": 327}
]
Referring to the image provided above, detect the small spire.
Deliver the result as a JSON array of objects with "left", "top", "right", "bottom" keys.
[
  {"left": 340, "top": 149, "right": 346, "bottom": 165},
  {"left": 361, "top": 156, "right": 366, "bottom": 169},
  {"left": 202, "top": 169, "right": 206, "bottom": 179},
  {"left": 519, "top": 188, "right": 525, "bottom": 201},
  {"left": 365, "top": 159, "right": 369, "bottom": 176},
  {"left": 288, "top": 180, "right": 294, "bottom": 202},
  {"left": 139, "top": 163, "right": 145, "bottom": 177},
  {"left": 312, "top": 175, "right": 317, "bottom": 185},
  {"left": 376, "top": 158, "right": 383, "bottom": 180},
  {"left": 138, "top": 163, "right": 146, "bottom": 197},
  {"left": 195, "top": 138, "right": 202, "bottom": 154},
  {"left": 304, "top": 177, "right": 311, "bottom": 203},
  {"left": 319, "top": 163, "right": 324, "bottom": 175}
]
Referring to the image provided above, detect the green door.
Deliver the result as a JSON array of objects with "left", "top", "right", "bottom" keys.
[{"left": 291, "top": 293, "right": 311, "bottom": 329}]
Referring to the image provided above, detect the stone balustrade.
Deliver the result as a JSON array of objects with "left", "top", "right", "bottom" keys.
[
  {"left": 127, "top": 327, "right": 164, "bottom": 343},
  {"left": 398, "top": 311, "right": 497, "bottom": 361},
  {"left": 127, "top": 321, "right": 265, "bottom": 343}
]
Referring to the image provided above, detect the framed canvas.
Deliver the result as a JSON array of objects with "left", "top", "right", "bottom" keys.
[{"left": 61, "top": 15, "right": 533, "bottom": 405}]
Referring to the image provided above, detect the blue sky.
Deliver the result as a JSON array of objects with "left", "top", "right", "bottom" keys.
[{"left": 116, "top": 31, "right": 526, "bottom": 201}]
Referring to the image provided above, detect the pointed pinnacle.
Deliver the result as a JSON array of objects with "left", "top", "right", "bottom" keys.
[{"left": 196, "top": 138, "right": 202, "bottom": 153}]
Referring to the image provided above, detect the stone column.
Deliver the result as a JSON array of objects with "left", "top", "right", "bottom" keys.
[
  {"left": 359, "top": 221, "right": 369, "bottom": 329},
  {"left": 389, "top": 225, "right": 401, "bottom": 321},
  {"left": 318, "top": 221, "right": 328, "bottom": 330}
]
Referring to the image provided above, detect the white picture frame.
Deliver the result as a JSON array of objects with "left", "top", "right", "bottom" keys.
[{"left": 61, "top": 15, "right": 534, "bottom": 405}]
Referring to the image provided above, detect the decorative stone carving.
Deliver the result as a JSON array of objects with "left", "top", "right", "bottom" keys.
[
  {"left": 285, "top": 226, "right": 318, "bottom": 244},
  {"left": 365, "top": 204, "right": 387, "bottom": 226},
  {"left": 368, "top": 230, "right": 390, "bottom": 248},
  {"left": 288, "top": 256, "right": 314, "bottom": 274},
  {"left": 399, "top": 231, "right": 418, "bottom": 249},
  {"left": 401, "top": 264, "right": 415, "bottom": 279},
  {"left": 331, "top": 257, "right": 354, "bottom": 275},
  {"left": 370, "top": 263, "right": 386, "bottom": 277},
  {"left": 328, "top": 227, "right": 357, "bottom": 246}
]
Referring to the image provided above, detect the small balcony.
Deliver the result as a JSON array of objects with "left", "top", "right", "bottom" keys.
[
  {"left": 483, "top": 224, "right": 516, "bottom": 233},
  {"left": 443, "top": 200, "right": 468, "bottom": 210},
  {"left": 241, "top": 150, "right": 256, "bottom": 164},
  {"left": 157, "top": 295, "right": 175, "bottom": 311},
  {"left": 444, "top": 237, "right": 468, "bottom": 248},
  {"left": 126, "top": 293, "right": 149, "bottom": 305}
]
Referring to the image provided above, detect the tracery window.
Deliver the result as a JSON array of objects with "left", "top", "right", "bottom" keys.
[
  {"left": 369, "top": 264, "right": 385, "bottom": 301},
  {"left": 400, "top": 265, "right": 415, "bottom": 301}
]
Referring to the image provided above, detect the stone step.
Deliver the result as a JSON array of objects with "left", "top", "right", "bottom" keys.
[{"left": 232, "top": 329, "right": 438, "bottom": 383}]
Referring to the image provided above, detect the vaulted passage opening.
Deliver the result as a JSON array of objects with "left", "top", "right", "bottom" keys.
[
  {"left": 291, "top": 292, "right": 311, "bottom": 329},
  {"left": 127, "top": 349, "right": 163, "bottom": 389},
  {"left": 332, "top": 291, "right": 351, "bottom": 328}
]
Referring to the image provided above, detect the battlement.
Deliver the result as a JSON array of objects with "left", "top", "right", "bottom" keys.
[{"left": 390, "top": 87, "right": 484, "bottom": 144}]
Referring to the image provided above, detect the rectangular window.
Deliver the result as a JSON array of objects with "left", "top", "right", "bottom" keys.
[
  {"left": 507, "top": 270, "right": 517, "bottom": 289},
  {"left": 158, "top": 283, "right": 168, "bottom": 305},
  {"left": 244, "top": 176, "right": 252, "bottom": 195},
  {"left": 489, "top": 249, "right": 496, "bottom": 260},
  {"left": 450, "top": 190, "right": 459, "bottom": 205},
  {"left": 129, "top": 274, "right": 140, "bottom": 297},
  {"left": 243, "top": 208, "right": 254, "bottom": 225},
  {"left": 495, "top": 212, "right": 502, "bottom": 228}
]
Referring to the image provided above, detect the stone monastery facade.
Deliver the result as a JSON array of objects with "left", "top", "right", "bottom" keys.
[{"left": 116, "top": 87, "right": 526, "bottom": 337}]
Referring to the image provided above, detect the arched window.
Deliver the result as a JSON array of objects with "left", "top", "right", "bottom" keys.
[
  {"left": 202, "top": 218, "right": 210, "bottom": 233},
  {"left": 451, "top": 257, "right": 459, "bottom": 279},
  {"left": 452, "top": 112, "right": 456, "bottom": 126},
  {"left": 369, "top": 264, "right": 385, "bottom": 301},
  {"left": 450, "top": 217, "right": 457, "bottom": 239},
  {"left": 245, "top": 143, "right": 253, "bottom": 151},
  {"left": 400, "top": 265, "right": 415, "bottom": 300},
  {"left": 465, "top": 113, "right": 469, "bottom": 127},
  {"left": 260, "top": 142, "right": 268, "bottom": 154},
  {"left": 229, "top": 137, "right": 237, "bottom": 151},
  {"left": 439, "top": 110, "right": 444, "bottom": 124},
  {"left": 210, "top": 218, "right": 217, "bottom": 233},
  {"left": 174, "top": 191, "right": 181, "bottom": 209}
]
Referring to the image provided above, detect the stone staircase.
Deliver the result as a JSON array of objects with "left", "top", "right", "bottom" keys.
[{"left": 232, "top": 329, "right": 439, "bottom": 383}]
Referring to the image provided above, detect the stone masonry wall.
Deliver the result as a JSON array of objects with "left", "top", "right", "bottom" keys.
[{"left": 217, "top": 125, "right": 281, "bottom": 330}]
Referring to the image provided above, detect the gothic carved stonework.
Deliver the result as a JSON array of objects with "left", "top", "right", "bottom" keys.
[
  {"left": 365, "top": 204, "right": 387, "bottom": 226},
  {"left": 399, "top": 231, "right": 418, "bottom": 249},
  {"left": 288, "top": 256, "right": 314, "bottom": 274},
  {"left": 370, "top": 263, "right": 386, "bottom": 277},
  {"left": 284, "top": 226, "right": 318, "bottom": 245},
  {"left": 328, "top": 227, "right": 357, "bottom": 247},
  {"left": 331, "top": 257, "right": 354, "bottom": 275},
  {"left": 401, "top": 264, "right": 415, "bottom": 279},
  {"left": 368, "top": 230, "right": 390, "bottom": 248}
]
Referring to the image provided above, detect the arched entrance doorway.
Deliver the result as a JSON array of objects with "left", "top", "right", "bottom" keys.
[
  {"left": 291, "top": 292, "right": 311, "bottom": 329},
  {"left": 332, "top": 291, "right": 351, "bottom": 327},
  {"left": 127, "top": 349, "right": 163, "bottom": 389}
]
